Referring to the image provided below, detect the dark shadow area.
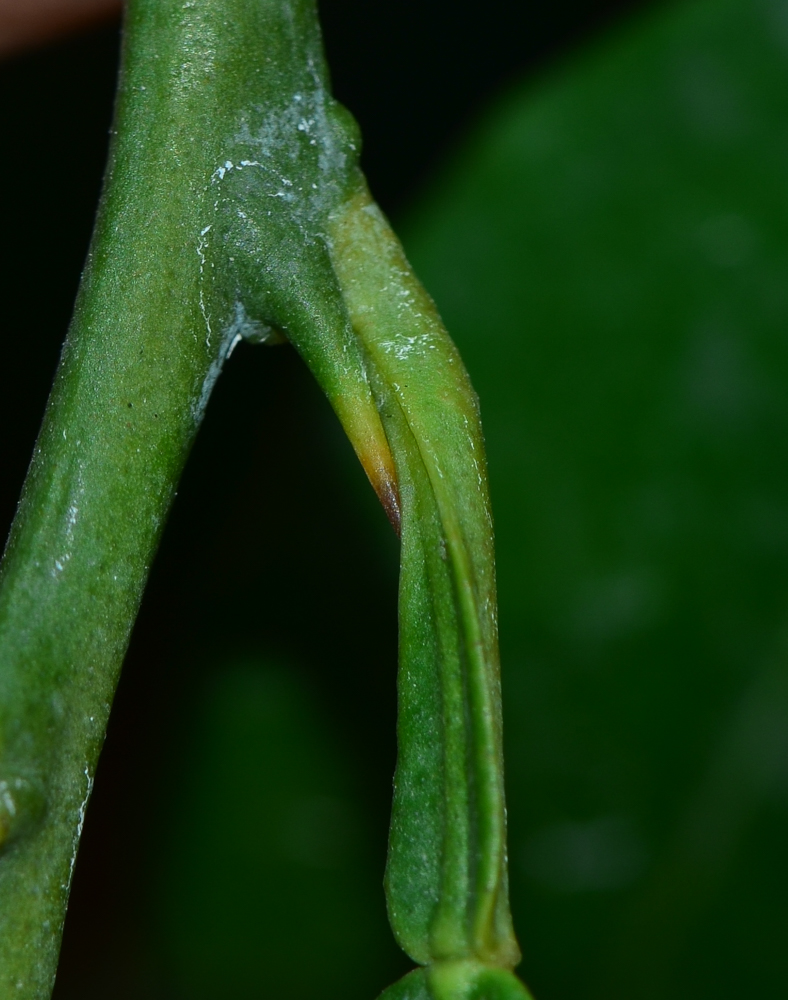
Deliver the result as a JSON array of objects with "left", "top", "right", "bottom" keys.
[{"left": 321, "top": 0, "right": 654, "bottom": 211}]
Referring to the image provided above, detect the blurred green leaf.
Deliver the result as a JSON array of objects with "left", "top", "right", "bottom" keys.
[
  {"left": 155, "top": 661, "right": 397, "bottom": 1000},
  {"left": 399, "top": 0, "right": 788, "bottom": 996}
]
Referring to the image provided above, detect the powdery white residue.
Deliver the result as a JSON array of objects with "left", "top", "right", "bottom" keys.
[
  {"left": 191, "top": 301, "right": 276, "bottom": 426},
  {"left": 52, "top": 556, "right": 70, "bottom": 576},
  {"left": 64, "top": 764, "right": 94, "bottom": 893},
  {"left": 172, "top": 3, "right": 218, "bottom": 99},
  {"left": 226, "top": 299, "right": 279, "bottom": 347},
  {"left": 191, "top": 326, "right": 235, "bottom": 425},
  {"left": 196, "top": 225, "right": 213, "bottom": 346},
  {"left": 51, "top": 485, "right": 83, "bottom": 579},
  {"left": 219, "top": 56, "right": 354, "bottom": 241},
  {"left": 212, "top": 160, "right": 235, "bottom": 182},
  {"left": 378, "top": 332, "right": 439, "bottom": 362}
]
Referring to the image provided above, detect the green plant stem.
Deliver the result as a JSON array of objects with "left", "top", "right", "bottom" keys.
[{"left": 0, "top": 1, "right": 527, "bottom": 997}]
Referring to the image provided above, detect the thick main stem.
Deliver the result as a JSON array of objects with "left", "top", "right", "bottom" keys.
[{"left": 0, "top": 1, "right": 389, "bottom": 993}]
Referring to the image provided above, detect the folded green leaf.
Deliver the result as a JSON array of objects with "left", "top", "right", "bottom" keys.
[{"left": 328, "top": 190, "right": 520, "bottom": 971}]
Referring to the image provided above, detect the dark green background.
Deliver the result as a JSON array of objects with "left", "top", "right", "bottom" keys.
[{"left": 3, "top": 0, "right": 788, "bottom": 996}]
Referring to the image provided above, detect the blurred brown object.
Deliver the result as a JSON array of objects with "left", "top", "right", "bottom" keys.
[{"left": 0, "top": 0, "right": 121, "bottom": 58}]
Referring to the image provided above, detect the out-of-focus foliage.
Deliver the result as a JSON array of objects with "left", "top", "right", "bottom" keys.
[
  {"left": 155, "top": 663, "right": 396, "bottom": 1000},
  {"left": 401, "top": 0, "right": 788, "bottom": 996}
]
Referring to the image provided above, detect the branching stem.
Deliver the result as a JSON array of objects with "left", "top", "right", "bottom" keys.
[{"left": 0, "top": 3, "right": 529, "bottom": 998}]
